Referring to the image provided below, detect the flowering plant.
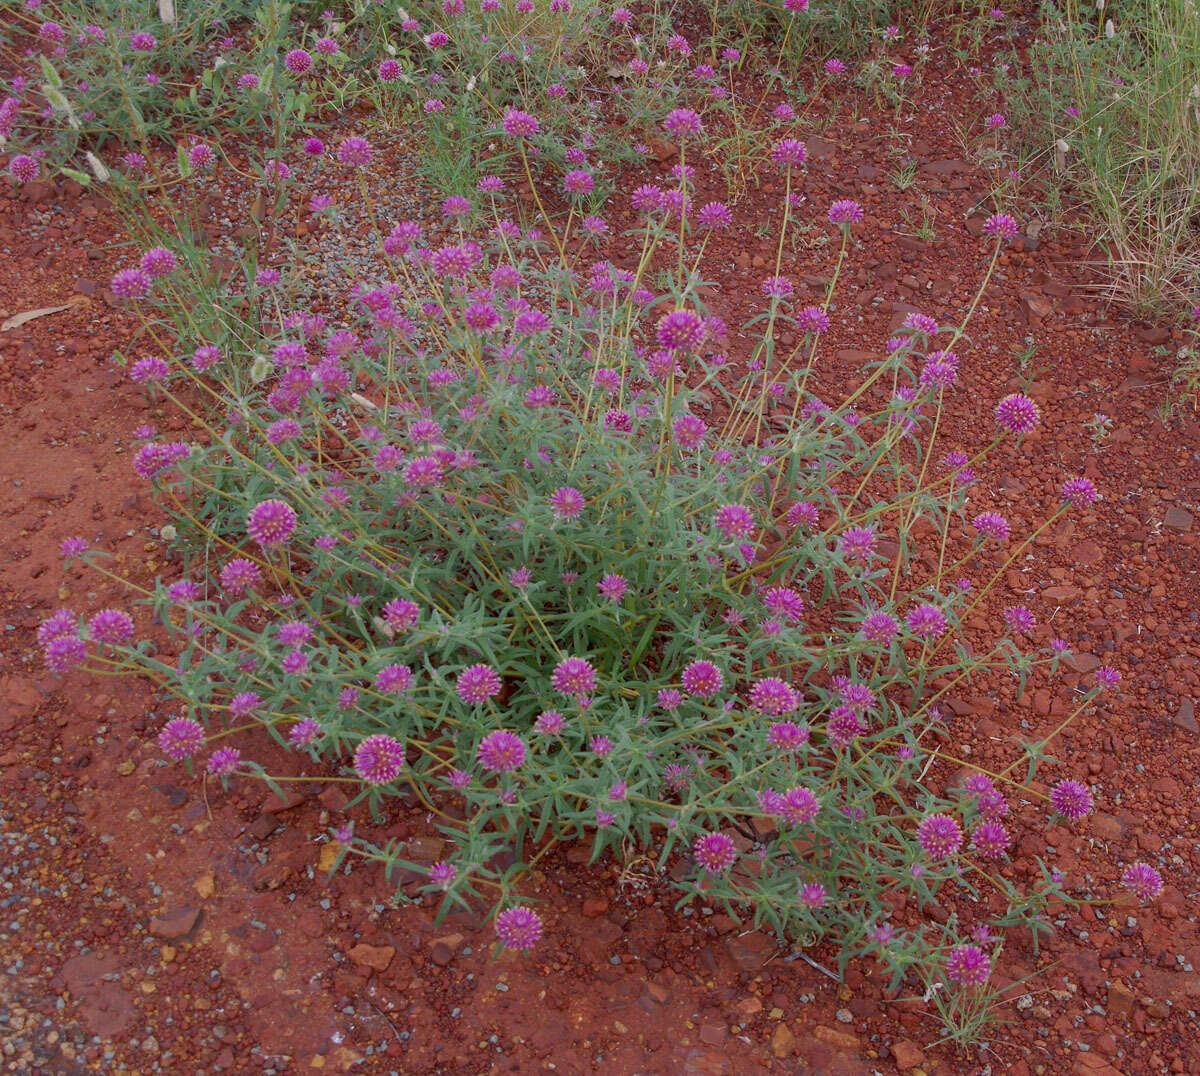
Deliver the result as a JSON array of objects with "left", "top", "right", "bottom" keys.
[
  {"left": 44, "top": 134, "right": 1164, "bottom": 1027},
  {"left": 15, "top": 0, "right": 1167, "bottom": 1042}
]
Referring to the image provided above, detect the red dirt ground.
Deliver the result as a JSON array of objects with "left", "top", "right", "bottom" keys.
[{"left": 2, "top": 35, "right": 1199, "bottom": 1076}]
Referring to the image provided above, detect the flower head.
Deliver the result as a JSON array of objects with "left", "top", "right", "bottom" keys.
[
  {"left": 829, "top": 199, "right": 863, "bottom": 224},
  {"left": 1062, "top": 478, "right": 1099, "bottom": 507},
  {"left": 681, "top": 660, "right": 722, "bottom": 698},
  {"left": 656, "top": 309, "right": 706, "bottom": 352},
  {"left": 551, "top": 656, "right": 598, "bottom": 697},
  {"left": 1121, "top": 862, "right": 1164, "bottom": 903},
  {"left": 247, "top": 499, "right": 297, "bottom": 547},
  {"left": 159, "top": 717, "right": 205, "bottom": 760},
  {"left": 1094, "top": 666, "right": 1121, "bottom": 691},
  {"left": 354, "top": 734, "right": 405, "bottom": 785},
  {"left": 748, "top": 677, "right": 798, "bottom": 716},
  {"left": 693, "top": 832, "right": 737, "bottom": 873},
  {"left": 970, "top": 820, "right": 1010, "bottom": 859},
  {"left": 336, "top": 136, "right": 373, "bottom": 167},
  {"left": 771, "top": 138, "right": 807, "bottom": 168},
  {"left": 8, "top": 154, "right": 38, "bottom": 184},
  {"left": 598, "top": 573, "right": 629, "bottom": 603},
  {"left": 477, "top": 729, "right": 526, "bottom": 773},
  {"left": 917, "top": 813, "right": 963, "bottom": 859},
  {"left": 972, "top": 512, "right": 1010, "bottom": 541},
  {"left": 495, "top": 906, "right": 542, "bottom": 949},
  {"left": 549, "top": 486, "right": 585, "bottom": 520},
  {"left": 206, "top": 747, "right": 241, "bottom": 776},
  {"left": 457, "top": 663, "right": 502, "bottom": 704},
  {"left": 906, "top": 603, "right": 947, "bottom": 641},
  {"left": 111, "top": 268, "right": 152, "bottom": 299},
  {"left": 714, "top": 504, "right": 754, "bottom": 540},
  {"left": 1050, "top": 779, "right": 1093, "bottom": 820},
  {"left": 698, "top": 201, "right": 732, "bottom": 229},
  {"left": 994, "top": 393, "right": 1040, "bottom": 434},
  {"left": 284, "top": 48, "right": 313, "bottom": 73},
  {"left": 87, "top": 609, "right": 135, "bottom": 644},
  {"left": 945, "top": 944, "right": 991, "bottom": 986},
  {"left": 663, "top": 108, "right": 702, "bottom": 136},
  {"left": 375, "top": 663, "right": 414, "bottom": 695},
  {"left": 983, "top": 213, "right": 1019, "bottom": 239},
  {"left": 502, "top": 109, "right": 539, "bottom": 139}
]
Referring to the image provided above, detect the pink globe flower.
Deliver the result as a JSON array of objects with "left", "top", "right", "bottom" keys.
[
  {"left": 917, "top": 813, "right": 963, "bottom": 859},
  {"left": 502, "top": 109, "right": 539, "bottom": 139},
  {"left": 945, "top": 944, "right": 991, "bottom": 986},
  {"left": 714, "top": 504, "right": 754, "bottom": 540},
  {"left": 681, "top": 660, "right": 722, "bottom": 698},
  {"left": 354, "top": 734, "right": 405, "bottom": 785},
  {"left": 457, "top": 663, "right": 502, "bottom": 704},
  {"left": 656, "top": 309, "right": 706, "bottom": 352},
  {"left": 495, "top": 906, "right": 542, "bottom": 949},
  {"left": 550, "top": 656, "right": 598, "bottom": 697},
  {"left": 1050, "top": 779, "right": 1093, "bottom": 820},
  {"left": 994, "top": 393, "right": 1040, "bottom": 433},
  {"left": 771, "top": 138, "right": 807, "bottom": 168},
  {"left": 1121, "top": 862, "right": 1163, "bottom": 903},
  {"left": 477, "top": 729, "right": 526, "bottom": 773},
  {"left": 693, "top": 832, "right": 737, "bottom": 873},
  {"left": 828, "top": 199, "right": 863, "bottom": 224},
  {"left": 284, "top": 48, "right": 313, "bottom": 74},
  {"left": 336, "top": 136, "right": 374, "bottom": 167},
  {"left": 247, "top": 499, "right": 297, "bottom": 547},
  {"left": 9, "top": 154, "right": 39, "bottom": 183},
  {"left": 747, "top": 677, "right": 798, "bottom": 716},
  {"left": 159, "top": 717, "right": 205, "bottom": 760},
  {"left": 983, "top": 213, "right": 1019, "bottom": 239},
  {"left": 549, "top": 486, "right": 585, "bottom": 520}
]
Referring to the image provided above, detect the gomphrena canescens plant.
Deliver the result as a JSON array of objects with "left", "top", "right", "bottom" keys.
[
  {"left": 14, "top": 6, "right": 1166, "bottom": 1036},
  {"left": 46, "top": 145, "right": 1159, "bottom": 1005}
]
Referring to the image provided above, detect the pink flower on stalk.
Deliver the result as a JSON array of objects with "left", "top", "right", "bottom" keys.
[
  {"left": 457, "top": 664, "right": 502, "bottom": 704},
  {"left": 945, "top": 944, "right": 991, "bottom": 985},
  {"left": 549, "top": 486, "right": 585, "bottom": 520},
  {"left": 829, "top": 199, "right": 862, "bottom": 224},
  {"left": 1050, "top": 779, "right": 1093, "bottom": 820},
  {"left": 336, "top": 136, "right": 373, "bottom": 167},
  {"left": 477, "top": 730, "right": 526, "bottom": 773},
  {"left": 159, "top": 717, "right": 205, "bottom": 760},
  {"left": 502, "top": 109, "right": 539, "bottom": 139},
  {"left": 1121, "top": 862, "right": 1163, "bottom": 902},
  {"left": 284, "top": 48, "right": 312, "bottom": 73},
  {"left": 748, "top": 677, "right": 798, "bottom": 715},
  {"left": 598, "top": 574, "right": 629, "bottom": 603},
  {"left": 771, "top": 138, "right": 807, "bottom": 168},
  {"left": 983, "top": 213, "right": 1019, "bottom": 239},
  {"left": 917, "top": 813, "right": 963, "bottom": 859},
  {"left": 663, "top": 108, "right": 702, "bottom": 136},
  {"left": 495, "top": 906, "right": 542, "bottom": 949},
  {"left": 693, "top": 832, "right": 736, "bottom": 873},
  {"left": 247, "top": 499, "right": 297, "bottom": 547},
  {"left": 714, "top": 504, "right": 754, "bottom": 540},
  {"left": 551, "top": 657, "right": 598, "bottom": 696},
  {"left": 681, "top": 660, "right": 722, "bottom": 698}
]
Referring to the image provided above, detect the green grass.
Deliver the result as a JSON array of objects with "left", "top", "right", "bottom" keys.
[{"left": 1008, "top": 0, "right": 1200, "bottom": 317}]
